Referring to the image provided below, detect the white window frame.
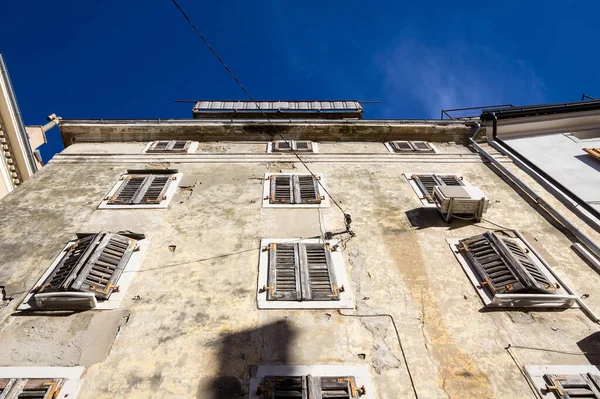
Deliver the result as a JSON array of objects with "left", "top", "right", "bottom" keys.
[
  {"left": 98, "top": 171, "right": 183, "bottom": 209},
  {"left": 446, "top": 232, "right": 578, "bottom": 309},
  {"left": 0, "top": 367, "right": 85, "bottom": 399},
  {"left": 142, "top": 140, "right": 198, "bottom": 153},
  {"left": 525, "top": 365, "right": 600, "bottom": 398},
  {"left": 266, "top": 140, "right": 319, "bottom": 153},
  {"left": 262, "top": 173, "right": 330, "bottom": 208},
  {"left": 385, "top": 141, "right": 438, "bottom": 154},
  {"left": 249, "top": 364, "right": 374, "bottom": 399},
  {"left": 18, "top": 236, "right": 148, "bottom": 311},
  {"left": 257, "top": 238, "right": 353, "bottom": 309},
  {"left": 404, "top": 172, "right": 470, "bottom": 208}
]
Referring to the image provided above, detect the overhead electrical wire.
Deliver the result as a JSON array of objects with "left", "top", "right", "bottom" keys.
[{"left": 170, "top": 0, "right": 351, "bottom": 231}]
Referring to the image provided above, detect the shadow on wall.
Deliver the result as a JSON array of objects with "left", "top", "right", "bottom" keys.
[
  {"left": 577, "top": 331, "right": 600, "bottom": 365},
  {"left": 199, "top": 319, "right": 296, "bottom": 399},
  {"left": 575, "top": 154, "right": 600, "bottom": 174}
]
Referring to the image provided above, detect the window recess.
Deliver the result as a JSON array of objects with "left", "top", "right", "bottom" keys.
[
  {"left": 144, "top": 140, "right": 194, "bottom": 153},
  {"left": 99, "top": 169, "right": 181, "bottom": 209},
  {"left": 256, "top": 375, "right": 365, "bottom": 398},
  {"left": 447, "top": 231, "right": 580, "bottom": 310},
  {"left": 18, "top": 232, "right": 147, "bottom": 311},
  {"left": 269, "top": 140, "right": 316, "bottom": 153},
  {"left": 386, "top": 140, "right": 436, "bottom": 153},
  {"left": 257, "top": 239, "right": 353, "bottom": 309},
  {"left": 262, "top": 173, "right": 329, "bottom": 208}
]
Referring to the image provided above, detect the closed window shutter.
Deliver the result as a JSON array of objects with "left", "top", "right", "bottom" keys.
[
  {"left": 309, "top": 376, "right": 354, "bottom": 399},
  {"left": 70, "top": 233, "right": 135, "bottom": 299},
  {"left": 108, "top": 174, "right": 172, "bottom": 205},
  {"left": 0, "top": 378, "right": 64, "bottom": 399},
  {"left": 411, "top": 141, "right": 434, "bottom": 152},
  {"left": 544, "top": 373, "right": 600, "bottom": 398},
  {"left": 170, "top": 141, "right": 190, "bottom": 152},
  {"left": 413, "top": 174, "right": 463, "bottom": 203},
  {"left": 268, "top": 243, "right": 301, "bottom": 301},
  {"left": 273, "top": 140, "right": 292, "bottom": 152},
  {"left": 263, "top": 376, "right": 307, "bottom": 398},
  {"left": 299, "top": 244, "right": 338, "bottom": 301},
  {"left": 264, "top": 376, "right": 356, "bottom": 398},
  {"left": 140, "top": 175, "right": 171, "bottom": 203},
  {"left": 148, "top": 141, "right": 171, "bottom": 152},
  {"left": 270, "top": 175, "right": 294, "bottom": 204},
  {"left": 108, "top": 176, "right": 147, "bottom": 204},
  {"left": 459, "top": 232, "right": 554, "bottom": 294},
  {"left": 436, "top": 174, "right": 463, "bottom": 186},
  {"left": 147, "top": 140, "right": 190, "bottom": 153},
  {"left": 295, "top": 141, "right": 313, "bottom": 152},
  {"left": 391, "top": 141, "right": 413, "bottom": 152},
  {"left": 295, "top": 175, "right": 321, "bottom": 204}
]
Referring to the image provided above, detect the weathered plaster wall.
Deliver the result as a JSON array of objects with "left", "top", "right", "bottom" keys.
[{"left": 0, "top": 142, "right": 599, "bottom": 398}]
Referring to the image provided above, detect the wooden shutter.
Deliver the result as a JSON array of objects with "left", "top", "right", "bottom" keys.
[
  {"left": 267, "top": 243, "right": 301, "bottom": 301},
  {"left": 295, "top": 141, "right": 313, "bottom": 152},
  {"left": 411, "top": 141, "right": 434, "bottom": 152},
  {"left": 295, "top": 175, "right": 321, "bottom": 204},
  {"left": 544, "top": 373, "right": 600, "bottom": 398},
  {"left": 263, "top": 376, "right": 355, "bottom": 398},
  {"left": 0, "top": 378, "right": 64, "bottom": 399},
  {"left": 308, "top": 376, "right": 355, "bottom": 399},
  {"left": 273, "top": 140, "right": 293, "bottom": 152},
  {"left": 148, "top": 141, "right": 171, "bottom": 152},
  {"left": 263, "top": 376, "right": 307, "bottom": 398},
  {"left": 436, "top": 174, "right": 463, "bottom": 187},
  {"left": 71, "top": 233, "right": 135, "bottom": 299},
  {"left": 38, "top": 234, "right": 100, "bottom": 293},
  {"left": 459, "top": 232, "right": 554, "bottom": 295},
  {"left": 108, "top": 174, "right": 172, "bottom": 205},
  {"left": 170, "top": 141, "right": 191, "bottom": 152},
  {"left": 270, "top": 175, "right": 294, "bottom": 204},
  {"left": 299, "top": 244, "right": 338, "bottom": 301},
  {"left": 147, "top": 140, "right": 190, "bottom": 153},
  {"left": 412, "top": 174, "right": 463, "bottom": 203},
  {"left": 391, "top": 141, "right": 413, "bottom": 152}
]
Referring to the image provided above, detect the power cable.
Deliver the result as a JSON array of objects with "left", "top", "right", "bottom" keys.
[
  {"left": 170, "top": 0, "right": 352, "bottom": 232},
  {"left": 337, "top": 310, "right": 420, "bottom": 399}
]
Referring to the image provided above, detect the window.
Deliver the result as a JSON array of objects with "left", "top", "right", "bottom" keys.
[
  {"left": 257, "top": 239, "right": 353, "bottom": 309},
  {"left": 525, "top": 365, "right": 600, "bottom": 399},
  {"left": 19, "top": 232, "right": 147, "bottom": 311},
  {"left": 262, "top": 173, "right": 330, "bottom": 208},
  {"left": 99, "top": 170, "right": 181, "bottom": 209},
  {"left": 0, "top": 367, "right": 84, "bottom": 399},
  {"left": 404, "top": 173, "right": 466, "bottom": 207},
  {"left": 386, "top": 141, "right": 436, "bottom": 153},
  {"left": 143, "top": 140, "right": 196, "bottom": 153},
  {"left": 268, "top": 140, "right": 317, "bottom": 153},
  {"left": 448, "top": 231, "right": 578, "bottom": 309},
  {"left": 0, "top": 378, "right": 65, "bottom": 398},
  {"left": 250, "top": 365, "right": 373, "bottom": 399}
]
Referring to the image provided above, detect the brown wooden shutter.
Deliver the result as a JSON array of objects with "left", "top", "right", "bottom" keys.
[
  {"left": 140, "top": 175, "right": 172, "bottom": 203},
  {"left": 263, "top": 376, "right": 356, "bottom": 398},
  {"left": 270, "top": 175, "right": 294, "bottom": 204},
  {"left": 267, "top": 243, "right": 302, "bottom": 301},
  {"left": 108, "top": 176, "right": 147, "bottom": 204},
  {"left": 148, "top": 141, "right": 171, "bottom": 152},
  {"left": 295, "top": 175, "right": 321, "bottom": 204},
  {"left": 544, "top": 373, "right": 600, "bottom": 398},
  {"left": 299, "top": 244, "right": 339, "bottom": 301},
  {"left": 391, "top": 141, "right": 413, "bottom": 152},
  {"left": 263, "top": 376, "right": 306, "bottom": 398},
  {"left": 0, "top": 378, "right": 64, "bottom": 399}
]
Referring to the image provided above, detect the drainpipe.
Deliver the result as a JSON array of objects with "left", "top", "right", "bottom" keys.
[
  {"left": 42, "top": 113, "right": 61, "bottom": 133},
  {"left": 0, "top": 54, "right": 38, "bottom": 174},
  {"left": 468, "top": 121, "right": 600, "bottom": 260}
]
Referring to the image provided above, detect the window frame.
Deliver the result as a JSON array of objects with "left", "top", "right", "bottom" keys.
[
  {"left": 98, "top": 170, "right": 182, "bottom": 209},
  {"left": 262, "top": 173, "right": 330, "bottom": 208},
  {"left": 257, "top": 238, "right": 353, "bottom": 309},
  {"left": 142, "top": 140, "right": 197, "bottom": 154},
  {"left": 18, "top": 233, "right": 148, "bottom": 311},
  {"left": 0, "top": 367, "right": 84, "bottom": 399},
  {"left": 525, "top": 365, "right": 600, "bottom": 399},
  {"left": 249, "top": 364, "right": 374, "bottom": 399},
  {"left": 385, "top": 141, "right": 437, "bottom": 154},
  {"left": 447, "top": 231, "right": 578, "bottom": 309},
  {"left": 404, "top": 172, "right": 469, "bottom": 208},
  {"left": 267, "top": 140, "right": 319, "bottom": 153}
]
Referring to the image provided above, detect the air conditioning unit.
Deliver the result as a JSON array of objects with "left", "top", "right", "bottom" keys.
[{"left": 432, "top": 185, "right": 489, "bottom": 222}]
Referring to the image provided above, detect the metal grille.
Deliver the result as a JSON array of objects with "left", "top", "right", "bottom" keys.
[{"left": 544, "top": 373, "right": 600, "bottom": 398}]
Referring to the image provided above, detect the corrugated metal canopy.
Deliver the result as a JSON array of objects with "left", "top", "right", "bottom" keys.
[{"left": 192, "top": 100, "right": 363, "bottom": 120}]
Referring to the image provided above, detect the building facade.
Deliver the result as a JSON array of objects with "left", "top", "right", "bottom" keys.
[{"left": 0, "top": 100, "right": 599, "bottom": 398}]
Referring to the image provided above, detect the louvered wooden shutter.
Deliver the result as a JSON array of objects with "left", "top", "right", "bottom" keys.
[
  {"left": 147, "top": 140, "right": 190, "bottom": 153},
  {"left": 436, "top": 174, "right": 463, "bottom": 186},
  {"left": 391, "top": 141, "right": 413, "bottom": 152},
  {"left": 413, "top": 174, "right": 463, "bottom": 203},
  {"left": 273, "top": 140, "right": 292, "bottom": 152},
  {"left": 459, "top": 232, "right": 554, "bottom": 294},
  {"left": 263, "top": 376, "right": 355, "bottom": 398},
  {"left": 0, "top": 378, "right": 64, "bottom": 399},
  {"left": 295, "top": 141, "right": 313, "bottom": 152},
  {"left": 270, "top": 175, "right": 294, "bottom": 204},
  {"left": 268, "top": 243, "right": 301, "bottom": 300},
  {"left": 108, "top": 174, "right": 172, "bottom": 205},
  {"left": 148, "top": 141, "right": 171, "bottom": 152},
  {"left": 411, "top": 141, "right": 434, "bottom": 152},
  {"left": 71, "top": 233, "right": 135, "bottom": 299},
  {"left": 299, "top": 244, "right": 338, "bottom": 301},
  {"left": 309, "top": 376, "right": 354, "bottom": 399},
  {"left": 264, "top": 376, "right": 307, "bottom": 398},
  {"left": 544, "top": 373, "right": 600, "bottom": 398},
  {"left": 170, "top": 140, "right": 190, "bottom": 152},
  {"left": 295, "top": 175, "right": 321, "bottom": 204}
]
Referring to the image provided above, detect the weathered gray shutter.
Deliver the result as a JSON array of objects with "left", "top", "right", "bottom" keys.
[
  {"left": 267, "top": 243, "right": 301, "bottom": 301},
  {"left": 299, "top": 244, "right": 339, "bottom": 301},
  {"left": 71, "top": 233, "right": 135, "bottom": 299},
  {"left": 295, "top": 175, "right": 321, "bottom": 204},
  {"left": 38, "top": 234, "right": 100, "bottom": 293},
  {"left": 170, "top": 140, "right": 190, "bottom": 152},
  {"left": 413, "top": 174, "right": 463, "bottom": 203},
  {"left": 308, "top": 376, "right": 354, "bottom": 399},
  {"left": 273, "top": 140, "right": 292, "bottom": 152},
  {"left": 459, "top": 232, "right": 554, "bottom": 294},
  {"left": 391, "top": 141, "right": 413, "bottom": 152},
  {"left": 264, "top": 376, "right": 306, "bottom": 398},
  {"left": 270, "top": 175, "right": 294, "bottom": 204},
  {"left": 436, "top": 174, "right": 463, "bottom": 187},
  {"left": 544, "top": 373, "right": 600, "bottom": 398},
  {"left": 108, "top": 174, "right": 172, "bottom": 205},
  {"left": 411, "top": 141, "right": 434, "bottom": 152},
  {"left": 0, "top": 378, "right": 63, "bottom": 399},
  {"left": 295, "top": 141, "right": 313, "bottom": 152},
  {"left": 148, "top": 140, "right": 171, "bottom": 152}
]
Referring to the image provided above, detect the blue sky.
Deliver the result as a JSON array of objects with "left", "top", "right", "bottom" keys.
[{"left": 2, "top": 1, "right": 600, "bottom": 161}]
